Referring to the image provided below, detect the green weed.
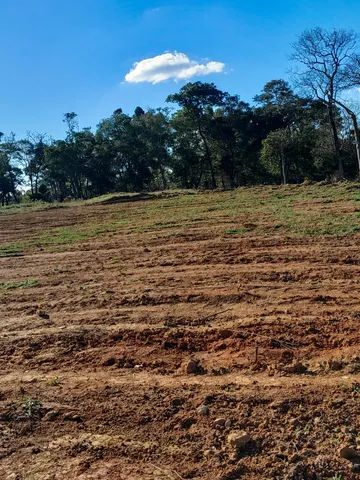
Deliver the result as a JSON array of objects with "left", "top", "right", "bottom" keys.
[
  {"left": 0, "top": 242, "right": 24, "bottom": 257},
  {"left": 0, "top": 279, "right": 39, "bottom": 290},
  {"left": 47, "top": 376, "right": 62, "bottom": 387},
  {"left": 22, "top": 398, "right": 42, "bottom": 419}
]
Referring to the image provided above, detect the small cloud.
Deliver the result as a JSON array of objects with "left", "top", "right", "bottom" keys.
[{"left": 125, "top": 52, "right": 225, "bottom": 84}]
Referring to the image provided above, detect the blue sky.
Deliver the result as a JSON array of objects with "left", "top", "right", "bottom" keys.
[{"left": 1, "top": 0, "right": 360, "bottom": 138}]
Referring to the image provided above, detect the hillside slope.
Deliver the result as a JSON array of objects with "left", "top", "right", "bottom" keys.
[{"left": 1, "top": 184, "right": 360, "bottom": 479}]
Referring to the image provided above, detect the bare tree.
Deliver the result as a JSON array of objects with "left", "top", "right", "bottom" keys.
[
  {"left": 337, "top": 55, "right": 360, "bottom": 174},
  {"left": 292, "top": 28, "right": 358, "bottom": 178},
  {"left": 347, "top": 54, "right": 360, "bottom": 84}
]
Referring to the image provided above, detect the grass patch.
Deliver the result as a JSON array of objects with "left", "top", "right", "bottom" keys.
[
  {"left": 0, "top": 279, "right": 39, "bottom": 290},
  {"left": 34, "top": 220, "right": 128, "bottom": 248},
  {"left": 1, "top": 184, "right": 360, "bottom": 254},
  {"left": 37, "top": 227, "right": 90, "bottom": 246},
  {"left": 0, "top": 242, "right": 25, "bottom": 257}
]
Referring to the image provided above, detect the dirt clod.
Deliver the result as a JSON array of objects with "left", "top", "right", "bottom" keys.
[
  {"left": 63, "top": 413, "right": 83, "bottom": 423},
  {"left": 43, "top": 410, "right": 59, "bottom": 421},
  {"left": 197, "top": 404, "right": 209, "bottom": 415},
  {"left": 227, "top": 431, "right": 251, "bottom": 450},
  {"left": 184, "top": 358, "right": 204, "bottom": 375},
  {"left": 339, "top": 446, "right": 360, "bottom": 461},
  {"left": 214, "top": 417, "right": 226, "bottom": 427},
  {"left": 282, "top": 362, "right": 308, "bottom": 374}
]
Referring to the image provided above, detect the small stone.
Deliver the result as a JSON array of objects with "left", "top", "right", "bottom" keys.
[
  {"left": 225, "top": 419, "right": 232, "bottom": 428},
  {"left": 179, "top": 417, "right": 195, "bottom": 429},
  {"left": 64, "top": 413, "right": 83, "bottom": 423},
  {"left": 43, "top": 410, "right": 59, "bottom": 422},
  {"left": 197, "top": 405, "right": 209, "bottom": 416},
  {"left": 102, "top": 357, "right": 116, "bottom": 367},
  {"left": 214, "top": 418, "right": 226, "bottom": 427},
  {"left": 185, "top": 359, "right": 204, "bottom": 375},
  {"left": 227, "top": 431, "right": 251, "bottom": 450},
  {"left": 283, "top": 362, "right": 308, "bottom": 374},
  {"left": 327, "top": 359, "right": 344, "bottom": 371},
  {"left": 339, "top": 446, "right": 360, "bottom": 461},
  {"left": 38, "top": 310, "right": 50, "bottom": 320}
]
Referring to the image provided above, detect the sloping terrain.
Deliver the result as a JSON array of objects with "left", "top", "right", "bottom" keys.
[{"left": 1, "top": 184, "right": 360, "bottom": 480}]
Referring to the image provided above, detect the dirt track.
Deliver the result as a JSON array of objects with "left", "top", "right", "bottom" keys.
[{"left": 1, "top": 187, "right": 360, "bottom": 479}]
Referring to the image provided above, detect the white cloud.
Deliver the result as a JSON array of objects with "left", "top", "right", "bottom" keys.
[{"left": 125, "top": 52, "right": 225, "bottom": 84}]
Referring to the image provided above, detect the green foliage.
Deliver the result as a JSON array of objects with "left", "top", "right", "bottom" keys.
[
  {"left": 0, "top": 136, "right": 22, "bottom": 206},
  {"left": 331, "top": 474, "right": 343, "bottom": 480},
  {"left": 0, "top": 242, "right": 24, "bottom": 257},
  {"left": 22, "top": 398, "right": 42, "bottom": 419},
  {"left": 0, "top": 279, "right": 39, "bottom": 290}
]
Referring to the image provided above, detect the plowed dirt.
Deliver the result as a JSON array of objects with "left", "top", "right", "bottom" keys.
[{"left": 1, "top": 185, "right": 360, "bottom": 479}]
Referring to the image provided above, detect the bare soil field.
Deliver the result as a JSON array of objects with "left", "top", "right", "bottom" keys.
[{"left": 1, "top": 184, "right": 360, "bottom": 480}]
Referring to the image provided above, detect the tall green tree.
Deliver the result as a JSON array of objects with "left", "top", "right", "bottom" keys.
[
  {"left": 0, "top": 135, "right": 22, "bottom": 205},
  {"left": 167, "top": 82, "right": 226, "bottom": 189}
]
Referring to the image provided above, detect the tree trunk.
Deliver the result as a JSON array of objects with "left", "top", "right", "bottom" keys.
[
  {"left": 198, "top": 126, "right": 216, "bottom": 189},
  {"left": 334, "top": 99, "right": 360, "bottom": 177},
  {"left": 328, "top": 104, "right": 344, "bottom": 178},
  {"left": 353, "top": 116, "right": 360, "bottom": 176},
  {"left": 196, "top": 158, "right": 204, "bottom": 188},
  {"left": 30, "top": 174, "right": 34, "bottom": 196},
  {"left": 160, "top": 167, "right": 167, "bottom": 190},
  {"left": 281, "top": 150, "right": 287, "bottom": 185}
]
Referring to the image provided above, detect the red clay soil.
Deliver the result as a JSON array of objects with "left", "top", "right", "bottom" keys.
[{"left": 0, "top": 194, "right": 360, "bottom": 479}]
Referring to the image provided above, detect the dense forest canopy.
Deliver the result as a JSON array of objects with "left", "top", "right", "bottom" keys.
[{"left": 1, "top": 27, "right": 360, "bottom": 205}]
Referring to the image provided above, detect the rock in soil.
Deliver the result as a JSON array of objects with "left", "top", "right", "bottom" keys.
[
  {"left": 63, "top": 413, "right": 83, "bottom": 423},
  {"left": 184, "top": 359, "right": 204, "bottom": 375},
  {"left": 227, "top": 431, "right": 251, "bottom": 450},
  {"left": 339, "top": 446, "right": 360, "bottom": 461},
  {"left": 197, "top": 404, "right": 209, "bottom": 416},
  {"left": 282, "top": 362, "right": 308, "bottom": 374},
  {"left": 214, "top": 417, "right": 226, "bottom": 427},
  {"left": 43, "top": 410, "right": 59, "bottom": 422}
]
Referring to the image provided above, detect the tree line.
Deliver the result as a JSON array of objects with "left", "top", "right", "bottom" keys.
[{"left": 1, "top": 27, "right": 360, "bottom": 205}]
